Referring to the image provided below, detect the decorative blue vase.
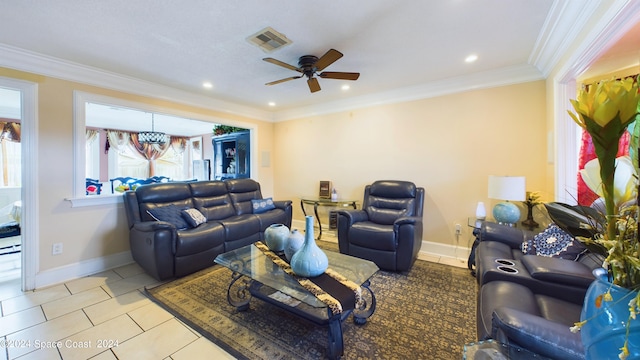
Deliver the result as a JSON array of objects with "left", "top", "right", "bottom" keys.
[
  {"left": 284, "top": 229, "right": 304, "bottom": 262},
  {"left": 580, "top": 268, "right": 640, "bottom": 359},
  {"left": 290, "top": 216, "right": 328, "bottom": 277},
  {"left": 264, "top": 223, "right": 289, "bottom": 252},
  {"left": 492, "top": 201, "right": 520, "bottom": 224}
]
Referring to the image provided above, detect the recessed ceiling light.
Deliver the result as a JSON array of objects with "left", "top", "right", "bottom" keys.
[
  {"left": 203, "top": 82, "right": 213, "bottom": 89},
  {"left": 465, "top": 54, "right": 478, "bottom": 63},
  {"left": 268, "top": 102, "right": 276, "bottom": 107},
  {"left": 341, "top": 84, "right": 350, "bottom": 91}
]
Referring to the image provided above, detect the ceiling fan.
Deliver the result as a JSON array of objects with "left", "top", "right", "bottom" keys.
[{"left": 263, "top": 49, "right": 360, "bottom": 93}]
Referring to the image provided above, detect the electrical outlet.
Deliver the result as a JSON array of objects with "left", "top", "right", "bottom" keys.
[
  {"left": 455, "top": 223, "right": 462, "bottom": 235},
  {"left": 52, "top": 243, "right": 63, "bottom": 255}
]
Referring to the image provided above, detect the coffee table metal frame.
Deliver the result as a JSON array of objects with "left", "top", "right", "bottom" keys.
[{"left": 214, "top": 244, "right": 378, "bottom": 359}]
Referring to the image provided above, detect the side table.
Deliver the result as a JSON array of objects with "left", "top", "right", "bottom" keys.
[{"left": 300, "top": 197, "right": 357, "bottom": 239}]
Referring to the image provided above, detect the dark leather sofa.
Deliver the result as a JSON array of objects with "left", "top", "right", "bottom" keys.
[
  {"left": 123, "top": 178, "right": 292, "bottom": 280},
  {"left": 475, "top": 222, "right": 604, "bottom": 359}
]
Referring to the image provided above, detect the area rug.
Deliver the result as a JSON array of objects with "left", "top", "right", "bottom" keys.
[{"left": 145, "top": 244, "right": 477, "bottom": 359}]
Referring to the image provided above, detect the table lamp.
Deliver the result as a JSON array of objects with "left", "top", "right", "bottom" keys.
[{"left": 488, "top": 176, "right": 526, "bottom": 226}]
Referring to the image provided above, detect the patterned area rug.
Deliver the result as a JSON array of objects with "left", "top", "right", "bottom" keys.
[{"left": 145, "top": 242, "right": 477, "bottom": 359}]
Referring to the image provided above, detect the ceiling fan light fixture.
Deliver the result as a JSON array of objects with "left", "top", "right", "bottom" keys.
[
  {"left": 263, "top": 49, "right": 360, "bottom": 93},
  {"left": 138, "top": 114, "right": 168, "bottom": 144},
  {"left": 247, "top": 27, "right": 292, "bottom": 53}
]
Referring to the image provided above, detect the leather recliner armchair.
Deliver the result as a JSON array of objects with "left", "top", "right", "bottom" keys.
[{"left": 336, "top": 180, "right": 424, "bottom": 271}]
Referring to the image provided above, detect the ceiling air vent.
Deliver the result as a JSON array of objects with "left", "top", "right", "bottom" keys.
[{"left": 247, "top": 27, "right": 292, "bottom": 53}]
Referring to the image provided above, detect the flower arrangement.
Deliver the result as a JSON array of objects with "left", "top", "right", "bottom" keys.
[
  {"left": 522, "top": 191, "right": 542, "bottom": 229},
  {"left": 567, "top": 76, "right": 640, "bottom": 359}
]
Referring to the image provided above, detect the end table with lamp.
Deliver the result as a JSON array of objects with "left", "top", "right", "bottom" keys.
[{"left": 487, "top": 175, "right": 526, "bottom": 226}]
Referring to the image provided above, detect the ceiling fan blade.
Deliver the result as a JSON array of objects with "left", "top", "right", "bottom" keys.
[
  {"left": 318, "top": 71, "right": 360, "bottom": 80},
  {"left": 263, "top": 57, "right": 302, "bottom": 73},
  {"left": 314, "top": 49, "right": 343, "bottom": 71},
  {"left": 265, "top": 76, "right": 302, "bottom": 86},
  {"left": 307, "top": 77, "right": 321, "bottom": 93}
]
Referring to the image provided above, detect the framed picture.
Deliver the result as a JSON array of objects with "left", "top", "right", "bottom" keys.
[{"left": 319, "top": 181, "right": 332, "bottom": 198}]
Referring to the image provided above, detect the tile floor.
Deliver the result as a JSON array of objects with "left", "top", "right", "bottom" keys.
[{"left": 0, "top": 233, "right": 466, "bottom": 360}]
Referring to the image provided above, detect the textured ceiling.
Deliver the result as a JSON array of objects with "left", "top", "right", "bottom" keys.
[
  {"left": 0, "top": 1, "right": 554, "bottom": 111},
  {"left": 0, "top": 1, "right": 638, "bottom": 135}
]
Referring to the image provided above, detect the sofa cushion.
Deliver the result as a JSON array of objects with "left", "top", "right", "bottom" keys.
[
  {"left": 182, "top": 208, "right": 207, "bottom": 228},
  {"left": 147, "top": 204, "right": 189, "bottom": 230},
  {"left": 251, "top": 197, "right": 275, "bottom": 214},
  {"left": 174, "top": 222, "right": 225, "bottom": 256},
  {"left": 350, "top": 222, "right": 396, "bottom": 251},
  {"left": 521, "top": 223, "right": 587, "bottom": 261}
]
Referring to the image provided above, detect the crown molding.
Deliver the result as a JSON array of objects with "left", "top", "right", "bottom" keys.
[
  {"left": 273, "top": 64, "right": 544, "bottom": 122},
  {"left": 529, "top": 0, "right": 602, "bottom": 77},
  {"left": 0, "top": 44, "right": 275, "bottom": 122},
  {"left": 560, "top": 0, "right": 640, "bottom": 82}
]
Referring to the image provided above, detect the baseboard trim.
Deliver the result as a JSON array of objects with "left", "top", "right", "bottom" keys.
[
  {"left": 419, "top": 240, "right": 470, "bottom": 268},
  {"left": 34, "top": 251, "right": 134, "bottom": 289},
  {"left": 291, "top": 219, "right": 471, "bottom": 267},
  {"left": 31, "top": 230, "right": 471, "bottom": 289}
]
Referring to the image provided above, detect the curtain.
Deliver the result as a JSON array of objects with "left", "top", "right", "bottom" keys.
[
  {"left": 106, "top": 130, "right": 131, "bottom": 152},
  {"left": 170, "top": 137, "right": 188, "bottom": 154},
  {"left": 106, "top": 130, "right": 187, "bottom": 177},
  {"left": 0, "top": 121, "right": 21, "bottom": 186},
  {"left": 85, "top": 129, "right": 99, "bottom": 144},
  {"left": 0, "top": 122, "right": 21, "bottom": 142},
  {"left": 129, "top": 133, "right": 172, "bottom": 176}
]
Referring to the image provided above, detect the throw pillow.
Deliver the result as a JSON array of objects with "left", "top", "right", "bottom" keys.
[
  {"left": 529, "top": 223, "right": 588, "bottom": 261},
  {"left": 251, "top": 198, "right": 276, "bottom": 214},
  {"left": 147, "top": 204, "right": 189, "bottom": 230},
  {"left": 182, "top": 208, "right": 207, "bottom": 228},
  {"left": 521, "top": 238, "right": 536, "bottom": 255}
]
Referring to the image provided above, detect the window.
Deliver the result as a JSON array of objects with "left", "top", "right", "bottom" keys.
[
  {"left": 73, "top": 91, "right": 254, "bottom": 205},
  {"left": 85, "top": 131, "right": 100, "bottom": 180}
]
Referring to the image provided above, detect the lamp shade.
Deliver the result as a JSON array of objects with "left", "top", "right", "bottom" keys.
[{"left": 488, "top": 176, "right": 526, "bottom": 201}]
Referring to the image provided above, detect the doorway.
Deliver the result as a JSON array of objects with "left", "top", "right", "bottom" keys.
[
  {"left": 0, "top": 87, "right": 21, "bottom": 290},
  {"left": 0, "top": 77, "right": 37, "bottom": 292}
]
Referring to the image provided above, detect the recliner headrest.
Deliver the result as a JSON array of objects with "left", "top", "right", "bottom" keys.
[{"left": 369, "top": 180, "right": 416, "bottom": 198}]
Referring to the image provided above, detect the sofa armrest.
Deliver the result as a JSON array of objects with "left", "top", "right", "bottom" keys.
[
  {"left": 479, "top": 222, "right": 532, "bottom": 249},
  {"left": 335, "top": 209, "right": 369, "bottom": 226},
  {"left": 492, "top": 307, "right": 584, "bottom": 360},
  {"left": 521, "top": 255, "right": 596, "bottom": 288},
  {"left": 394, "top": 216, "right": 420, "bottom": 226},
  {"left": 132, "top": 220, "right": 176, "bottom": 232},
  {"left": 129, "top": 221, "right": 177, "bottom": 281},
  {"left": 273, "top": 200, "right": 292, "bottom": 210}
]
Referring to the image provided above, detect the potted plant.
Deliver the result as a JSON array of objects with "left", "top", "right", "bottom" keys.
[
  {"left": 567, "top": 76, "right": 640, "bottom": 359},
  {"left": 213, "top": 125, "right": 248, "bottom": 136}
]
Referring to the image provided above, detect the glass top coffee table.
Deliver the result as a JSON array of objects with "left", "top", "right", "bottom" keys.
[{"left": 214, "top": 243, "right": 379, "bottom": 359}]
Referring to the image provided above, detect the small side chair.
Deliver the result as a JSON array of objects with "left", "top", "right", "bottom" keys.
[{"left": 336, "top": 180, "right": 424, "bottom": 271}]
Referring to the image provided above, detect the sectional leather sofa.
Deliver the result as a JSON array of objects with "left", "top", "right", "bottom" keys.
[
  {"left": 474, "top": 221, "right": 605, "bottom": 359},
  {"left": 123, "top": 178, "right": 292, "bottom": 280}
]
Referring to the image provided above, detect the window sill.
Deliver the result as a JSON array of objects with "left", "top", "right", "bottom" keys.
[{"left": 65, "top": 194, "right": 124, "bottom": 208}]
